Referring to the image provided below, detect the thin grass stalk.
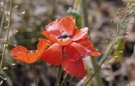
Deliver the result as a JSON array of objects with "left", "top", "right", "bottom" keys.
[
  {"left": 81, "top": 0, "right": 103, "bottom": 86},
  {"left": 0, "top": 0, "right": 6, "bottom": 35},
  {"left": 0, "top": 0, "right": 13, "bottom": 73},
  {"left": 98, "top": 14, "right": 127, "bottom": 64},
  {"left": 84, "top": 23, "right": 119, "bottom": 86},
  {"left": 0, "top": 10, "right": 5, "bottom": 35},
  {"left": 90, "top": 56, "right": 103, "bottom": 86},
  {"left": 84, "top": 42, "right": 116, "bottom": 86},
  {"left": 84, "top": 14, "right": 127, "bottom": 86}
]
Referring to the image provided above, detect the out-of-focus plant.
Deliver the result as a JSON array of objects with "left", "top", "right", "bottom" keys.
[
  {"left": 0, "top": 0, "right": 13, "bottom": 85},
  {"left": 0, "top": 0, "right": 135, "bottom": 86}
]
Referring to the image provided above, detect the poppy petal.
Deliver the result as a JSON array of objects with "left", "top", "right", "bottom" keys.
[
  {"left": 11, "top": 46, "right": 28, "bottom": 56},
  {"left": 57, "top": 38, "right": 72, "bottom": 46},
  {"left": 42, "top": 31, "right": 57, "bottom": 44},
  {"left": 72, "top": 28, "right": 79, "bottom": 36},
  {"left": 12, "top": 55, "right": 28, "bottom": 63},
  {"left": 10, "top": 46, "right": 29, "bottom": 63},
  {"left": 37, "top": 38, "right": 47, "bottom": 51},
  {"left": 45, "top": 16, "right": 75, "bottom": 35},
  {"left": 90, "top": 52, "right": 101, "bottom": 56},
  {"left": 72, "top": 27, "right": 88, "bottom": 41},
  {"left": 36, "top": 38, "right": 48, "bottom": 58},
  {"left": 59, "top": 16, "right": 75, "bottom": 35},
  {"left": 11, "top": 46, "right": 28, "bottom": 63},
  {"left": 62, "top": 57, "right": 85, "bottom": 78},
  {"left": 45, "top": 27, "right": 61, "bottom": 38},
  {"left": 41, "top": 43, "right": 63, "bottom": 66},
  {"left": 10, "top": 39, "right": 48, "bottom": 64},
  {"left": 76, "top": 37, "right": 101, "bottom": 56},
  {"left": 64, "top": 42, "right": 90, "bottom": 62},
  {"left": 45, "top": 18, "right": 62, "bottom": 35}
]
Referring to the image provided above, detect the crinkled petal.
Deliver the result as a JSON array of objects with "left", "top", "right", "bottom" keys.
[
  {"left": 62, "top": 57, "right": 85, "bottom": 78},
  {"left": 72, "top": 28, "right": 79, "bottom": 36},
  {"left": 45, "top": 18, "right": 62, "bottom": 35},
  {"left": 41, "top": 43, "right": 63, "bottom": 66},
  {"left": 76, "top": 37, "right": 101, "bottom": 56},
  {"left": 57, "top": 38, "right": 72, "bottom": 46},
  {"left": 11, "top": 51, "right": 38, "bottom": 64},
  {"left": 45, "top": 16, "right": 75, "bottom": 36},
  {"left": 64, "top": 42, "right": 90, "bottom": 62},
  {"left": 72, "top": 27, "right": 88, "bottom": 41},
  {"left": 59, "top": 16, "right": 75, "bottom": 35},
  {"left": 42, "top": 31, "right": 57, "bottom": 44},
  {"left": 46, "top": 29, "right": 61, "bottom": 38},
  {"left": 26, "top": 38, "right": 48, "bottom": 64},
  {"left": 37, "top": 38, "right": 47, "bottom": 51},
  {"left": 10, "top": 39, "right": 48, "bottom": 64},
  {"left": 11, "top": 46, "right": 28, "bottom": 57},
  {"left": 11, "top": 55, "right": 28, "bottom": 63}
]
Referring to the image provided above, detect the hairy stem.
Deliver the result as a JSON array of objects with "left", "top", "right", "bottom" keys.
[{"left": 31, "top": 63, "right": 38, "bottom": 86}]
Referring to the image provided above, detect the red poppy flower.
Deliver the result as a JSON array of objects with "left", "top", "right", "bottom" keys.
[
  {"left": 10, "top": 38, "right": 47, "bottom": 64},
  {"left": 41, "top": 16, "right": 101, "bottom": 77}
]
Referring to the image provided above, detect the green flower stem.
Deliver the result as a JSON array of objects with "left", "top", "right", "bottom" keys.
[
  {"left": 31, "top": 63, "right": 38, "bottom": 86},
  {"left": 55, "top": 66, "right": 62, "bottom": 86},
  {"left": 82, "top": 0, "right": 103, "bottom": 86},
  {"left": 0, "top": 0, "right": 13, "bottom": 73}
]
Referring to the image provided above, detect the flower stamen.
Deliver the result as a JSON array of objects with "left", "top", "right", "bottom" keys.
[{"left": 58, "top": 32, "right": 71, "bottom": 39}]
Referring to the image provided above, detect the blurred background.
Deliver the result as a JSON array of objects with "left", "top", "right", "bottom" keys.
[{"left": 0, "top": 0, "right": 135, "bottom": 86}]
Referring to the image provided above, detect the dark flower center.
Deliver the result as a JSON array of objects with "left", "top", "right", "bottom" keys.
[{"left": 58, "top": 32, "right": 71, "bottom": 39}]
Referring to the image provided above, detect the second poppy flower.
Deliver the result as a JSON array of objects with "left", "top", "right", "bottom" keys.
[{"left": 10, "top": 38, "right": 47, "bottom": 64}]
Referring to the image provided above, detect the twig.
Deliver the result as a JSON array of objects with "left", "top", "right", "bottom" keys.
[
  {"left": 0, "top": 0, "right": 13, "bottom": 73},
  {"left": 0, "top": 0, "right": 6, "bottom": 35},
  {"left": 84, "top": 13, "right": 127, "bottom": 86}
]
